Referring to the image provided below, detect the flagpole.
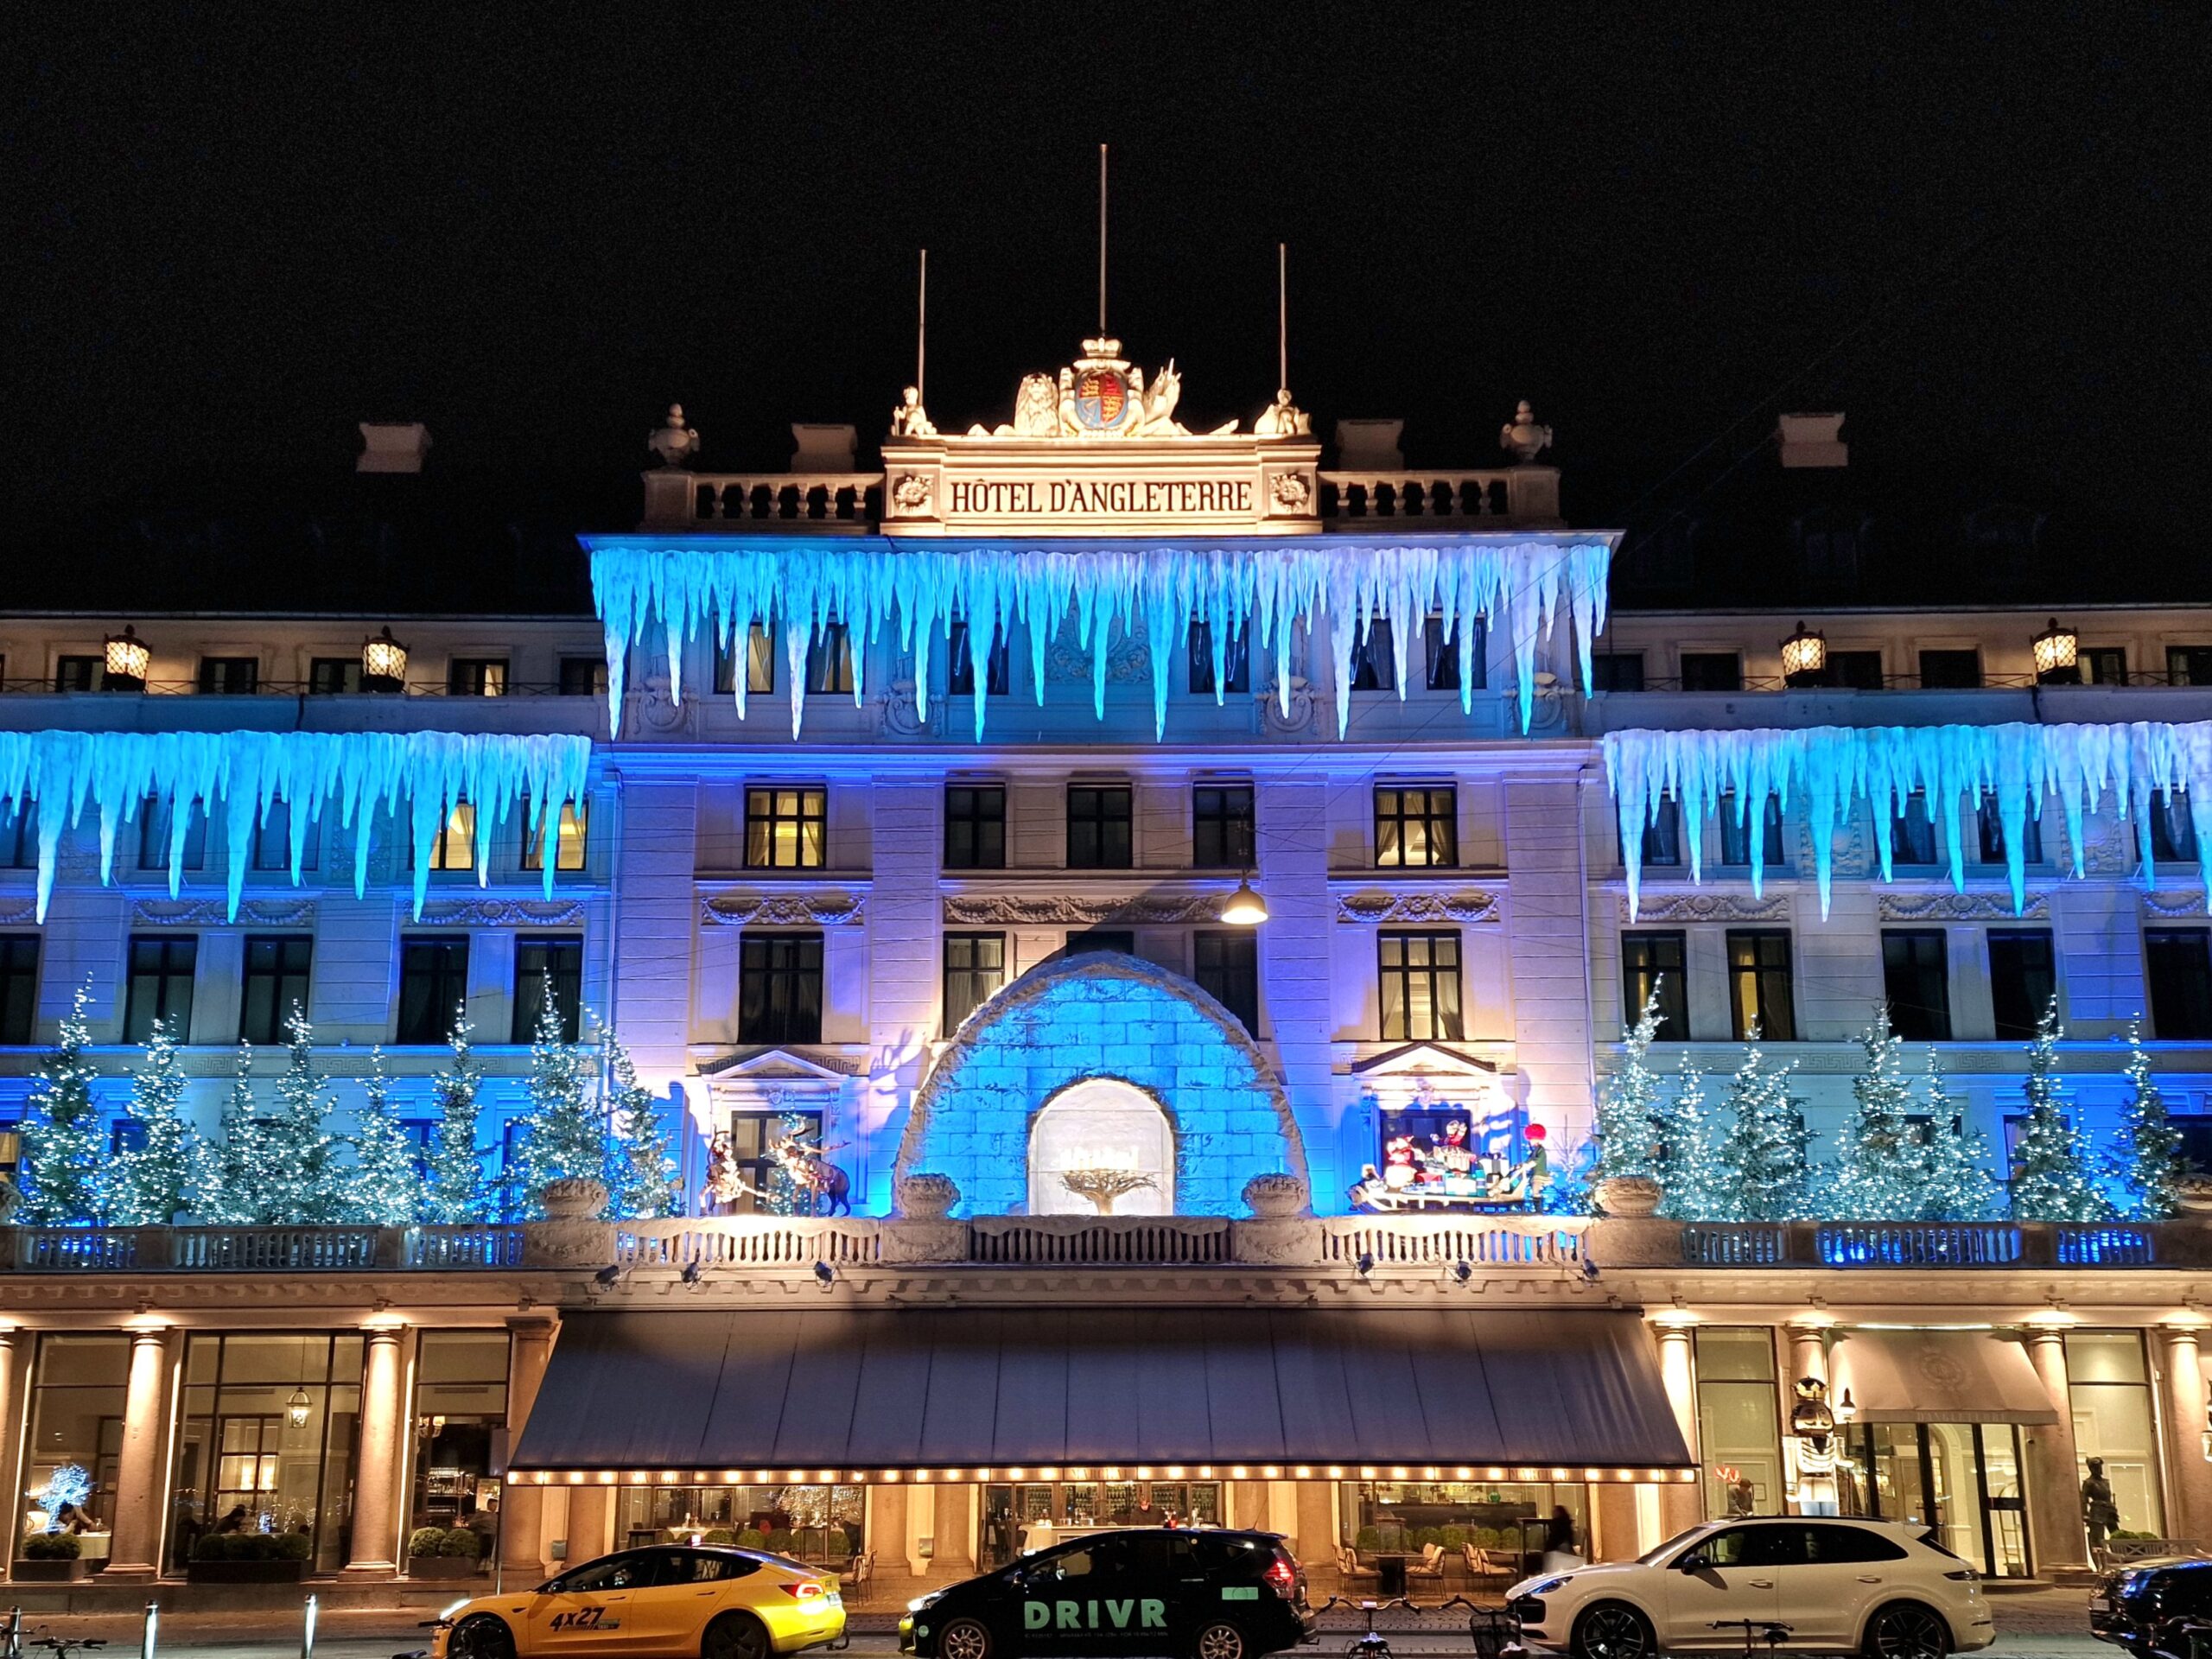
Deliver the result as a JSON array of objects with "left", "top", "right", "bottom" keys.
[
  {"left": 1097, "top": 143, "right": 1109, "bottom": 335},
  {"left": 917, "top": 248, "right": 928, "bottom": 404}
]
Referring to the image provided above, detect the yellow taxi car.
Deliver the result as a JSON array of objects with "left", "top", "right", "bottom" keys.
[{"left": 434, "top": 1544, "right": 846, "bottom": 1659}]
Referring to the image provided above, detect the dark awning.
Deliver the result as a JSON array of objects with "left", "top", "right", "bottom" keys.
[{"left": 509, "top": 1306, "right": 1693, "bottom": 1476}]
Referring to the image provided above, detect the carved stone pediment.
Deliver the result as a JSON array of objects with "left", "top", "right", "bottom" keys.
[
  {"left": 1876, "top": 891, "right": 2049, "bottom": 921},
  {"left": 1351, "top": 1042, "right": 1504, "bottom": 1078},
  {"left": 1617, "top": 892, "right": 1789, "bottom": 925},
  {"left": 700, "top": 892, "right": 867, "bottom": 927}
]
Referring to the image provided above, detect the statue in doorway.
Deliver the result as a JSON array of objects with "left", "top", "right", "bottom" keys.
[
  {"left": 1058, "top": 1167, "right": 1158, "bottom": 1216},
  {"left": 2082, "top": 1457, "right": 2120, "bottom": 1557}
]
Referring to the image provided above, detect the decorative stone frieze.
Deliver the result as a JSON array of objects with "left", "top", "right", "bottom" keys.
[
  {"left": 942, "top": 893, "right": 1224, "bottom": 926},
  {"left": 132, "top": 897, "right": 319, "bottom": 928},
  {"left": 415, "top": 898, "right": 588, "bottom": 927},
  {"left": 1876, "top": 892, "right": 2050, "bottom": 921},
  {"left": 2144, "top": 891, "right": 2209, "bottom": 918},
  {"left": 1337, "top": 890, "right": 1500, "bottom": 924},
  {"left": 699, "top": 893, "right": 867, "bottom": 926},
  {"left": 1615, "top": 893, "right": 1789, "bottom": 925}
]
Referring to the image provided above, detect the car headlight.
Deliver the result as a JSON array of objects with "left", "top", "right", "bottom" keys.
[
  {"left": 439, "top": 1599, "right": 472, "bottom": 1621},
  {"left": 907, "top": 1595, "right": 939, "bottom": 1612},
  {"left": 1523, "top": 1575, "right": 1573, "bottom": 1597}
]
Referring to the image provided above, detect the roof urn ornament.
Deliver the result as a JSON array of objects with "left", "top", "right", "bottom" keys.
[
  {"left": 1499, "top": 399, "right": 1553, "bottom": 465},
  {"left": 647, "top": 403, "right": 701, "bottom": 469},
  {"left": 889, "top": 385, "right": 937, "bottom": 439}
]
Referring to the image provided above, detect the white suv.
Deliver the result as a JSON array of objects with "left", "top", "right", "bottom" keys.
[{"left": 1508, "top": 1517, "right": 1994, "bottom": 1659}]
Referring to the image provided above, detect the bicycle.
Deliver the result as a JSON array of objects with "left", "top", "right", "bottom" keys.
[
  {"left": 1439, "top": 1593, "right": 1522, "bottom": 1659},
  {"left": 24, "top": 1630, "right": 107, "bottom": 1659},
  {"left": 1313, "top": 1595, "right": 1416, "bottom": 1659}
]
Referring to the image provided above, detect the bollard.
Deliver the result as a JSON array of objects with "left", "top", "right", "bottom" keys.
[
  {"left": 301, "top": 1593, "right": 318, "bottom": 1659},
  {"left": 4, "top": 1606, "right": 20, "bottom": 1659},
  {"left": 140, "top": 1603, "right": 158, "bottom": 1659}
]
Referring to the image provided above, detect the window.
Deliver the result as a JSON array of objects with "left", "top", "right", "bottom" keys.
[
  {"left": 308, "top": 658, "right": 361, "bottom": 695},
  {"left": 1987, "top": 930, "right": 2056, "bottom": 1040},
  {"left": 2082, "top": 647, "right": 2128, "bottom": 686},
  {"left": 1192, "top": 785, "right": 1255, "bottom": 869},
  {"left": 399, "top": 1118, "right": 438, "bottom": 1182},
  {"left": 942, "top": 932, "right": 1007, "bottom": 1033},
  {"left": 739, "top": 934, "right": 823, "bottom": 1044},
  {"left": 1066, "top": 929, "right": 1135, "bottom": 957},
  {"left": 1726, "top": 930, "right": 1796, "bottom": 1041},
  {"left": 238, "top": 935, "right": 312, "bottom": 1046},
  {"left": 54, "top": 656, "right": 100, "bottom": 692},
  {"left": 124, "top": 935, "right": 197, "bottom": 1043},
  {"left": 1187, "top": 622, "right": 1249, "bottom": 696},
  {"left": 1591, "top": 652, "right": 1644, "bottom": 693},
  {"left": 2168, "top": 646, "right": 2212, "bottom": 687},
  {"left": 1424, "top": 617, "right": 1484, "bottom": 691},
  {"left": 0, "top": 935, "right": 38, "bottom": 1045},
  {"left": 944, "top": 785, "right": 1005, "bottom": 870},
  {"left": 512, "top": 936, "right": 583, "bottom": 1042},
  {"left": 1635, "top": 797, "right": 1683, "bottom": 868},
  {"left": 109, "top": 1118, "right": 148, "bottom": 1157},
  {"left": 715, "top": 626, "right": 777, "bottom": 696},
  {"left": 1679, "top": 652, "right": 1742, "bottom": 691},
  {"left": 197, "top": 658, "right": 257, "bottom": 695},
  {"left": 558, "top": 658, "right": 608, "bottom": 697},
  {"left": 1694, "top": 1328, "right": 1781, "bottom": 1521},
  {"left": 1918, "top": 649, "right": 1981, "bottom": 689},
  {"left": 1718, "top": 794, "right": 1785, "bottom": 868},
  {"left": 1194, "top": 930, "right": 1259, "bottom": 1033},
  {"left": 1882, "top": 930, "right": 1951, "bottom": 1041},
  {"left": 805, "top": 624, "right": 854, "bottom": 695},
  {"left": 2063, "top": 1332, "right": 2165, "bottom": 1540},
  {"left": 1375, "top": 785, "right": 1457, "bottom": 868},
  {"left": 1891, "top": 793, "right": 1938, "bottom": 867},
  {"left": 1806, "top": 1526, "right": 1910, "bottom": 1564},
  {"left": 0, "top": 801, "right": 35, "bottom": 869},
  {"left": 448, "top": 658, "right": 506, "bottom": 696},
  {"left": 520, "top": 801, "right": 588, "bottom": 872},
  {"left": 947, "top": 620, "right": 1009, "bottom": 696},
  {"left": 1349, "top": 622, "right": 1395, "bottom": 691},
  {"left": 397, "top": 938, "right": 469, "bottom": 1045},
  {"left": 137, "top": 798, "right": 206, "bottom": 872},
  {"left": 427, "top": 801, "right": 475, "bottom": 871},
  {"left": 1621, "top": 931, "right": 1688, "bottom": 1039},
  {"left": 2146, "top": 930, "right": 2212, "bottom": 1041},
  {"left": 1066, "top": 785, "right": 1132, "bottom": 868},
  {"left": 1379, "top": 931, "right": 1462, "bottom": 1041},
  {"left": 1828, "top": 650, "right": 1885, "bottom": 690},
  {"left": 1977, "top": 794, "right": 2043, "bottom": 865},
  {"left": 744, "top": 787, "right": 827, "bottom": 869},
  {"left": 251, "top": 799, "right": 319, "bottom": 872},
  {"left": 2151, "top": 792, "right": 2198, "bottom": 863}
]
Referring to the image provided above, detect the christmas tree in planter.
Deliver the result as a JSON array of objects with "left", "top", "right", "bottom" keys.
[
  {"left": 1656, "top": 1056, "right": 1731, "bottom": 1220},
  {"left": 108, "top": 1016, "right": 201, "bottom": 1224},
  {"left": 2108, "top": 1017, "right": 2183, "bottom": 1221},
  {"left": 424, "top": 1003, "right": 491, "bottom": 1225},
  {"left": 1917, "top": 1048, "right": 1999, "bottom": 1222},
  {"left": 343, "top": 1047, "right": 422, "bottom": 1227},
  {"left": 1593, "top": 986, "right": 1668, "bottom": 1184},
  {"left": 258, "top": 1006, "right": 346, "bottom": 1225},
  {"left": 601, "top": 1028, "right": 677, "bottom": 1221},
  {"left": 191, "top": 1042, "right": 261, "bottom": 1226},
  {"left": 506, "top": 988, "right": 605, "bottom": 1219},
  {"left": 1718, "top": 1028, "right": 1814, "bottom": 1222},
  {"left": 1831, "top": 1008, "right": 1929, "bottom": 1221},
  {"left": 2009, "top": 996, "right": 2111, "bottom": 1222},
  {"left": 18, "top": 980, "right": 107, "bottom": 1225}
]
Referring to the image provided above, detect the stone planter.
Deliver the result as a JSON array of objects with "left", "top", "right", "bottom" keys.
[
  {"left": 409, "top": 1554, "right": 482, "bottom": 1580},
  {"left": 540, "top": 1178, "right": 609, "bottom": 1221},
  {"left": 2177, "top": 1179, "right": 2212, "bottom": 1217},
  {"left": 1243, "top": 1172, "right": 1310, "bottom": 1220},
  {"left": 186, "top": 1559, "right": 308, "bottom": 1584},
  {"left": 1594, "top": 1176, "right": 1662, "bottom": 1219},
  {"left": 895, "top": 1173, "right": 960, "bottom": 1221},
  {"left": 11, "top": 1557, "right": 91, "bottom": 1581}
]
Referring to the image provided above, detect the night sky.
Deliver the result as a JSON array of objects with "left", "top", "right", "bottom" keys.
[{"left": 10, "top": 4, "right": 2206, "bottom": 599}]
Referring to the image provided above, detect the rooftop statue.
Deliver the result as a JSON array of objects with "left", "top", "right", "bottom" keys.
[
  {"left": 646, "top": 402, "right": 701, "bottom": 468},
  {"left": 1499, "top": 398, "right": 1553, "bottom": 465},
  {"left": 1254, "top": 387, "right": 1311, "bottom": 438},
  {"left": 889, "top": 385, "right": 937, "bottom": 438}
]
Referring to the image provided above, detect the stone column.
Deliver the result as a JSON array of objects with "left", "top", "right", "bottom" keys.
[
  {"left": 1591, "top": 1484, "right": 1640, "bottom": 1563},
  {"left": 1649, "top": 1316, "right": 1703, "bottom": 1535},
  {"left": 0, "top": 1328, "right": 22, "bottom": 1552},
  {"left": 1296, "top": 1482, "right": 1338, "bottom": 1581},
  {"left": 346, "top": 1325, "right": 408, "bottom": 1575},
  {"left": 1784, "top": 1320, "right": 1831, "bottom": 1515},
  {"left": 932, "top": 1484, "right": 974, "bottom": 1570},
  {"left": 2023, "top": 1328, "right": 2089, "bottom": 1573},
  {"left": 568, "top": 1486, "right": 611, "bottom": 1561},
  {"left": 2158, "top": 1325, "right": 2212, "bottom": 1546},
  {"left": 103, "top": 1326, "right": 175, "bottom": 1581},
  {"left": 499, "top": 1318, "right": 559, "bottom": 1580}
]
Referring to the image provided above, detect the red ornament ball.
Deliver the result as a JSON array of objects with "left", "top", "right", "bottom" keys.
[{"left": 1523, "top": 1123, "right": 1546, "bottom": 1141}]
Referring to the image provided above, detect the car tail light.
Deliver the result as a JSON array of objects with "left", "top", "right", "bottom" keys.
[
  {"left": 1263, "top": 1554, "right": 1297, "bottom": 1599},
  {"left": 782, "top": 1581, "right": 827, "bottom": 1601},
  {"left": 1943, "top": 1569, "right": 1980, "bottom": 1583}
]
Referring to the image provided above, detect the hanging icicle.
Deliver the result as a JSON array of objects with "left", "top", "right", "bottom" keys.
[
  {"left": 0, "top": 730, "right": 592, "bottom": 924},
  {"left": 588, "top": 535, "right": 1616, "bottom": 740},
  {"left": 1605, "top": 721, "right": 2212, "bottom": 920}
]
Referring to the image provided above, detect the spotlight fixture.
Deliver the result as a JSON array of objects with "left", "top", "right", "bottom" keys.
[
  {"left": 1778, "top": 620, "right": 1827, "bottom": 687},
  {"left": 104, "top": 626, "right": 149, "bottom": 691},
  {"left": 1580, "top": 1255, "right": 1601, "bottom": 1284},
  {"left": 1451, "top": 1260, "right": 1473, "bottom": 1285},
  {"left": 2032, "top": 617, "right": 2079, "bottom": 682},
  {"left": 362, "top": 626, "right": 409, "bottom": 693},
  {"left": 1219, "top": 874, "right": 1268, "bottom": 926},
  {"left": 813, "top": 1260, "right": 836, "bottom": 1287},
  {"left": 1355, "top": 1252, "right": 1376, "bottom": 1279},
  {"left": 593, "top": 1262, "right": 626, "bottom": 1288},
  {"left": 680, "top": 1260, "right": 706, "bottom": 1287}
]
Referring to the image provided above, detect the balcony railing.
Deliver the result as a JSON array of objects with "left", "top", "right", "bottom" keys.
[{"left": 5, "top": 1224, "right": 526, "bottom": 1273}]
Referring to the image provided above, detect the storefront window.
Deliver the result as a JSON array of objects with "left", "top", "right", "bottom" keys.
[
  {"left": 615, "top": 1484, "right": 862, "bottom": 1565},
  {"left": 1694, "top": 1327, "right": 1781, "bottom": 1519},
  {"left": 410, "top": 1332, "right": 508, "bottom": 1572},
  {"left": 982, "top": 1482, "right": 1222, "bottom": 1568},
  {"left": 18, "top": 1335, "right": 129, "bottom": 1569},
  {"left": 1339, "top": 1482, "right": 1586, "bottom": 1574},
  {"left": 169, "top": 1333, "right": 362, "bottom": 1574},
  {"left": 2067, "top": 1332, "right": 2165, "bottom": 1541},
  {"left": 1841, "top": 1421, "right": 2031, "bottom": 1579}
]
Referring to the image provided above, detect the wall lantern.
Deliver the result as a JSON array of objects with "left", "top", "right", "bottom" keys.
[
  {"left": 362, "top": 626, "right": 410, "bottom": 693},
  {"left": 1219, "top": 874, "right": 1268, "bottom": 926},
  {"left": 1778, "top": 621, "right": 1827, "bottom": 687},
  {"left": 2033, "top": 617, "right": 2079, "bottom": 682},
  {"left": 285, "top": 1386, "right": 313, "bottom": 1430},
  {"left": 103, "top": 626, "right": 149, "bottom": 691}
]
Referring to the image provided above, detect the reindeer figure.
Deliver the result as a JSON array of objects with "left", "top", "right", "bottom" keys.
[{"left": 768, "top": 1130, "right": 852, "bottom": 1217}]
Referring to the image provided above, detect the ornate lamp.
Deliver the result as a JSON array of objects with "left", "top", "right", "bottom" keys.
[
  {"left": 2033, "top": 617, "right": 2079, "bottom": 681},
  {"left": 103, "top": 626, "right": 149, "bottom": 691},
  {"left": 1220, "top": 874, "right": 1268, "bottom": 925},
  {"left": 1778, "top": 621, "right": 1827, "bottom": 687},
  {"left": 362, "top": 626, "right": 409, "bottom": 693},
  {"left": 285, "top": 1386, "right": 313, "bottom": 1429}
]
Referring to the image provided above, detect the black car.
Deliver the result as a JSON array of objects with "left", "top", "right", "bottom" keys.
[
  {"left": 900, "top": 1529, "right": 1314, "bottom": 1659},
  {"left": 2090, "top": 1556, "right": 2212, "bottom": 1656}
]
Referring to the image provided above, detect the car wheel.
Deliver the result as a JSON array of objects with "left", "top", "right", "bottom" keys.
[
  {"left": 448, "top": 1617, "right": 515, "bottom": 1659},
  {"left": 702, "top": 1612, "right": 772, "bottom": 1659},
  {"left": 938, "top": 1617, "right": 994, "bottom": 1659},
  {"left": 1193, "top": 1621, "right": 1248, "bottom": 1659},
  {"left": 1570, "top": 1602, "right": 1656, "bottom": 1659},
  {"left": 1864, "top": 1601, "right": 1953, "bottom": 1659}
]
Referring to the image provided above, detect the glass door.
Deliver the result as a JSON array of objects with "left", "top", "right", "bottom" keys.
[
  {"left": 1924, "top": 1424, "right": 1986, "bottom": 1573},
  {"left": 1976, "top": 1425, "right": 2031, "bottom": 1579}
]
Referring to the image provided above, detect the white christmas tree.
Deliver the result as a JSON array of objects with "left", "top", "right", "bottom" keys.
[
  {"left": 342, "top": 1047, "right": 422, "bottom": 1226},
  {"left": 1916, "top": 1047, "right": 1999, "bottom": 1221},
  {"left": 107, "top": 1016, "right": 200, "bottom": 1224},
  {"left": 1718, "top": 1029, "right": 1814, "bottom": 1222},
  {"left": 2109, "top": 1018, "right": 2183, "bottom": 1220},
  {"left": 1594, "top": 985, "right": 1667, "bottom": 1183},
  {"left": 1657, "top": 1056, "right": 1732, "bottom": 1220},
  {"left": 18, "top": 980, "right": 107, "bottom": 1225},
  {"left": 601, "top": 1028, "right": 677, "bottom": 1220},
  {"left": 258, "top": 1005, "right": 346, "bottom": 1225},
  {"left": 506, "top": 988, "right": 605, "bottom": 1218},
  {"left": 424, "top": 1003, "right": 491, "bottom": 1225},
  {"left": 191, "top": 1041, "right": 261, "bottom": 1226},
  {"left": 1830, "top": 1008, "right": 1929, "bottom": 1220},
  {"left": 2009, "top": 996, "right": 2111, "bottom": 1222}
]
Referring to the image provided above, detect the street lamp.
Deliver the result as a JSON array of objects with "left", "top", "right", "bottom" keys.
[
  {"left": 103, "top": 626, "right": 149, "bottom": 691},
  {"left": 1779, "top": 621, "right": 1827, "bottom": 688},
  {"left": 1219, "top": 874, "right": 1268, "bottom": 925},
  {"left": 2033, "top": 618, "right": 2079, "bottom": 683},
  {"left": 362, "top": 626, "right": 409, "bottom": 693}
]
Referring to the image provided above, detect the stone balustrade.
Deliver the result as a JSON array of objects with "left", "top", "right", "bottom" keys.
[
  {"left": 1317, "top": 468, "right": 1560, "bottom": 525},
  {"left": 642, "top": 471, "right": 882, "bottom": 529}
]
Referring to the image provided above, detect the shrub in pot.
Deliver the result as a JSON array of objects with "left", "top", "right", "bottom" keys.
[
  {"left": 738, "top": 1528, "right": 768, "bottom": 1550},
  {"left": 702, "top": 1528, "right": 735, "bottom": 1545},
  {"left": 13, "top": 1531, "right": 87, "bottom": 1581}
]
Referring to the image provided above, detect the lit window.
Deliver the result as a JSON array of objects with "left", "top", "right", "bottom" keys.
[
  {"left": 521, "top": 800, "right": 588, "bottom": 873},
  {"left": 429, "top": 802, "right": 476, "bottom": 871},
  {"left": 745, "top": 788, "right": 827, "bottom": 870}
]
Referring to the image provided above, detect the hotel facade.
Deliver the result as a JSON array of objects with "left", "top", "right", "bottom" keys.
[{"left": 2, "top": 344, "right": 2211, "bottom": 1601}]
